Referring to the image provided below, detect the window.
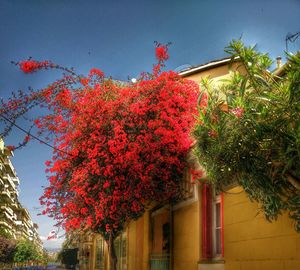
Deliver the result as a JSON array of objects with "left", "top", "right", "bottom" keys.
[
  {"left": 213, "top": 194, "right": 222, "bottom": 257},
  {"left": 95, "top": 237, "right": 105, "bottom": 270},
  {"left": 114, "top": 232, "right": 127, "bottom": 270},
  {"left": 201, "top": 184, "right": 224, "bottom": 259},
  {"left": 162, "top": 222, "right": 170, "bottom": 252}
]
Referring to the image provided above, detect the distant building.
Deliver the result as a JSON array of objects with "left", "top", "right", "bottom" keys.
[
  {"left": 0, "top": 138, "right": 42, "bottom": 250},
  {"left": 0, "top": 138, "right": 20, "bottom": 238},
  {"left": 15, "top": 206, "right": 43, "bottom": 250}
]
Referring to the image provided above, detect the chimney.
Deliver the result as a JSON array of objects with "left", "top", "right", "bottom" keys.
[{"left": 276, "top": 56, "right": 282, "bottom": 69}]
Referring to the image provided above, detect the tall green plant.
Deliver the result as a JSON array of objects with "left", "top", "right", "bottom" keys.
[
  {"left": 193, "top": 40, "right": 300, "bottom": 231},
  {"left": 14, "top": 240, "right": 39, "bottom": 263}
]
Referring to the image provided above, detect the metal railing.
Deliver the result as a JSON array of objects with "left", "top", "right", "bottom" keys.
[{"left": 150, "top": 254, "right": 170, "bottom": 270}]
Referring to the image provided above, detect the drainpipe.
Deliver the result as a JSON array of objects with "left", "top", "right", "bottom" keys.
[{"left": 169, "top": 203, "right": 173, "bottom": 270}]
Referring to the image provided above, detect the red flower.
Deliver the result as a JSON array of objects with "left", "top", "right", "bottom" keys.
[
  {"left": 89, "top": 68, "right": 104, "bottom": 78},
  {"left": 229, "top": 107, "right": 244, "bottom": 118},
  {"left": 208, "top": 130, "right": 217, "bottom": 137},
  {"left": 24, "top": 135, "right": 30, "bottom": 143},
  {"left": 189, "top": 168, "right": 204, "bottom": 182},
  {"left": 80, "top": 77, "right": 89, "bottom": 86},
  {"left": 19, "top": 61, "right": 39, "bottom": 73},
  {"left": 34, "top": 118, "right": 43, "bottom": 128},
  {"left": 155, "top": 46, "right": 169, "bottom": 62},
  {"left": 45, "top": 160, "right": 51, "bottom": 167},
  {"left": 105, "top": 224, "right": 111, "bottom": 232},
  {"left": 103, "top": 181, "right": 110, "bottom": 189},
  {"left": 19, "top": 60, "right": 49, "bottom": 73},
  {"left": 80, "top": 208, "right": 88, "bottom": 215}
]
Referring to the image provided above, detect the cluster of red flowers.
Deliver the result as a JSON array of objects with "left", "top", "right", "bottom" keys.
[
  {"left": 79, "top": 68, "right": 105, "bottom": 87},
  {"left": 88, "top": 68, "right": 104, "bottom": 78},
  {"left": 19, "top": 60, "right": 51, "bottom": 73},
  {"left": 8, "top": 45, "right": 199, "bottom": 240},
  {"left": 189, "top": 168, "right": 204, "bottom": 183},
  {"left": 155, "top": 45, "right": 169, "bottom": 62},
  {"left": 38, "top": 68, "right": 198, "bottom": 237}
]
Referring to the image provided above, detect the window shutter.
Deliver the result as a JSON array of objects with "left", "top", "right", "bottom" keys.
[{"left": 202, "top": 183, "right": 213, "bottom": 259}]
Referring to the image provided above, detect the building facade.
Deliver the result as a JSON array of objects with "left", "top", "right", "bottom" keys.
[
  {"left": 0, "top": 138, "right": 42, "bottom": 250},
  {"left": 0, "top": 138, "right": 20, "bottom": 238}
]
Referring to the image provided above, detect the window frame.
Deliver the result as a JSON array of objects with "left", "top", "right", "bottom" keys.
[
  {"left": 201, "top": 184, "right": 224, "bottom": 260},
  {"left": 212, "top": 192, "right": 223, "bottom": 258},
  {"left": 94, "top": 236, "right": 105, "bottom": 270}
]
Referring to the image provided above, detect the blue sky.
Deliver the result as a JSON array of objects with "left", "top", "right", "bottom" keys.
[{"left": 0, "top": 0, "right": 299, "bottom": 249}]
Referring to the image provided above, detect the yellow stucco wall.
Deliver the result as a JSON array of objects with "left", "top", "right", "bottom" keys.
[
  {"left": 152, "top": 209, "right": 169, "bottom": 253},
  {"left": 135, "top": 216, "right": 145, "bottom": 270},
  {"left": 126, "top": 201, "right": 200, "bottom": 270},
  {"left": 224, "top": 186, "right": 300, "bottom": 270},
  {"left": 127, "top": 220, "right": 137, "bottom": 270},
  {"left": 173, "top": 200, "right": 200, "bottom": 270},
  {"left": 127, "top": 211, "right": 150, "bottom": 270},
  {"left": 182, "top": 62, "right": 243, "bottom": 87}
]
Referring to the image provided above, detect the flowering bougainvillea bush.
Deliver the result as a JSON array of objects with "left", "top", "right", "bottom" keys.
[
  {"left": 1, "top": 45, "right": 199, "bottom": 269},
  {"left": 193, "top": 40, "right": 300, "bottom": 232}
]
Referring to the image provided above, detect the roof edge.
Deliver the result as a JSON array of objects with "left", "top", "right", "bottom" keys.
[{"left": 179, "top": 56, "right": 238, "bottom": 77}]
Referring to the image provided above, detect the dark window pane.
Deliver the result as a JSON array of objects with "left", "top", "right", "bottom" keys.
[
  {"left": 216, "top": 228, "right": 221, "bottom": 255},
  {"left": 216, "top": 202, "right": 221, "bottom": 227}
]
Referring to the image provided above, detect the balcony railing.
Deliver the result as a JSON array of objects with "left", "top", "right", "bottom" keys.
[
  {"left": 0, "top": 220, "right": 13, "bottom": 230},
  {"left": 0, "top": 190, "right": 11, "bottom": 200},
  {"left": 150, "top": 254, "right": 170, "bottom": 270},
  {"left": 4, "top": 159, "right": 17, "bottom": 176},
  {"left": 15, "top": 220, "right": 23, "bottom": 226},
  {"left": 1, "top": 205, "right": 14, "bottom": 216},
  {"left": 11, "top": 176, "right": 20, "bottom": 185},
  {"left": 3, "top": 174, "right": 16, "bottom": 189}
]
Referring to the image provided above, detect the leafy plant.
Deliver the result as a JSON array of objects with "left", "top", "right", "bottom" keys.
[
  {"left": 193, "top": 40, "right": 300, "bottom": 231},
  {"left": 13, "top": 240, "right": 39, "bottom": 263}
]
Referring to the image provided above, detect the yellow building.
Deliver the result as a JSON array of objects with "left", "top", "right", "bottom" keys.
[
  {"left": 75, "top": 58, "right": 300, "bottom": 270},
  {"left": 179, "top": 57, "right": 300, "bottom": 270}
]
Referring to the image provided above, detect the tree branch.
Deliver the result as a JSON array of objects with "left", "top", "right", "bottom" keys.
[
  {"left": 271, "top": 161, "right": 300, "bottom": 191},
  {"left": 285, "top": 173, "right": 300, "bottom": 191}
]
